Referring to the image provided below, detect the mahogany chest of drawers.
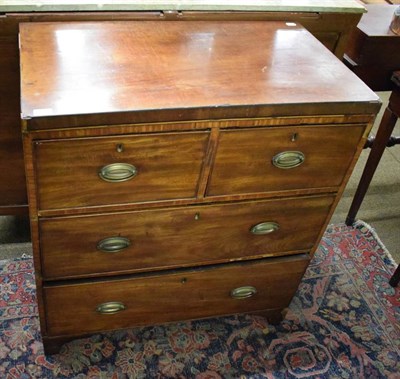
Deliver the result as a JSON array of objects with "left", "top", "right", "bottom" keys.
[
  {"left": 19, "top": 20, "right": 380, "bottom": 354},
  {"left": 0, "top": 3, "right": 365, "bottom": 215}
]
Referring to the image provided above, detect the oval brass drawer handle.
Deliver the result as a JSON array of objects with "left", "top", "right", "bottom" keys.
[
  {"left": 97, "top": 236, "right": 131, "bottom": 253},
  {"left": 96, "top": 301, "right": 126, "bottom": 314},
  {"left": 250, "top": 221, "right": 280, "bottom": 235},
  {"left": 272, "top": 151, "right": 305, "bottom": 169},
  {"left": 230, "top": 286, "right": 257, "bottom": 299},
  {"left": 99, "top": 163, "right": 137, "bottom": 182}
]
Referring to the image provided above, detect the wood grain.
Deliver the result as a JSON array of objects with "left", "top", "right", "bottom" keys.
[
  {"left": 35, "top": 131, "right": 209, "bottom": 210},
  {"left": 0, "top": 10, "right": 367, "bottom": 213},
  {"left": 20, "top": 21, "right": 379, "bottom": 126},
  {"left": 18, "top": 20, "right": 380, "bottom": 354},
  {"left": 44, "top": 254, "right": 309, "bottom": 336},
  {"left": 39, "top": 195, "right": 333, "bottom": 279},
  {"left": 207, "top": 124, "right": 365, "bottom": 196}
]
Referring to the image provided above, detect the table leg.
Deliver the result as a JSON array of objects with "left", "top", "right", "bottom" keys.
[{"left": 346, "top": 105, "right": 399, "bottom": 226}]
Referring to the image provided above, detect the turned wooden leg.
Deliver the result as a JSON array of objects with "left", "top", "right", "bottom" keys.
[
  {"left": 346, "top": 82, "right": 400, "bottom": 287},
  {"left": 346, "top": 105, "right": 399, "bottom": 226}
]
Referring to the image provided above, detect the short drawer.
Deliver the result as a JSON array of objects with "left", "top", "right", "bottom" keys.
[
  {"left": 40, "top": 195, "right": 333, "bottom": 279},
  {"left": 44, "top": 254, "right": 309, "bottom": 336},
  {"left": 34, "top": 131, "right": 209, "bottom": 210},
  {"left": 207, "top": 124, "right": 365, "bottom": 196}
]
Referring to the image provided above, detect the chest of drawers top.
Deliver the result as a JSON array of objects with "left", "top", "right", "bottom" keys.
[{"left": 19, "top": 20, "right": 379, "bottom": 130}]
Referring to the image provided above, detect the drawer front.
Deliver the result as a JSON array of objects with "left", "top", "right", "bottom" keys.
[
  {"left": 207, "top": 125, "right": 365, "bottom": 196},
  {"left": 44, "top": 255, "right": 309, "bottom": 336},
  {"left": 35, "top": 131, "right": 209, "bottom": 210},
  {"left": 40, "top": 195, "right": 333, "bottom": 279}
]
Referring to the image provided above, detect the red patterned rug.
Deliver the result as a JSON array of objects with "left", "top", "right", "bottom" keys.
[{"left": 0, "top": 222, "right": 399, "bottom": 378}]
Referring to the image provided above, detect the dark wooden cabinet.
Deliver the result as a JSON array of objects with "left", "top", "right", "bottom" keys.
[
  {"left": 19, "top": 21, "right": 379, "bottom": 354},
  {"left": 344, "top": 4, "right": 400, "bottom": 91},
  {"left": 0, "top": 30, "right": 27, "bottom": 213}
]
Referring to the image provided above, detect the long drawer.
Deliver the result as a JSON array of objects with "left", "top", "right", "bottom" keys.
[
  {"left": 207, "top": 124, "right": 365, "bottom": 196},
  {"left": 34, "top": 131, "right": 209, "bottom": 210},
  {"left": 44, "top": 254, "right": 309, "bottom": 336},
  {"left": 39, "top": 195, "right": 334, "bottom": 279}
]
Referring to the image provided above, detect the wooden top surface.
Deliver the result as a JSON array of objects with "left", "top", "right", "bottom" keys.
[
  {"left": 20, "top": 21, "right": 379, "bottom": 125},
  {"left": 357, "top": 4, "right": 400, "bottom": 37},
  {"left": 2, "top": 0, "right": 366, "bottom": 13}
]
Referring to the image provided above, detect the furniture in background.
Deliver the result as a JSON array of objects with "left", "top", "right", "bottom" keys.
[
  {"left": 0, "top": 0, "right": 366, "bottom": 216},
  {"left": 19, "top": 20, "right": 379, "bottom": 354},
  {"left": 346, "top": 71, "right": 400, "bottom": 287},
  {"left": 344, "top": 4, "right": 400, "bottom": 287},
  {"left": 344, "top": 4, "right": 400, "bottom": 90}
]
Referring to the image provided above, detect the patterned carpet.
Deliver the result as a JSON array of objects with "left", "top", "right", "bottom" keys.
[{"left": 0, "top": 222, "right": 399, "bottom": 378}]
